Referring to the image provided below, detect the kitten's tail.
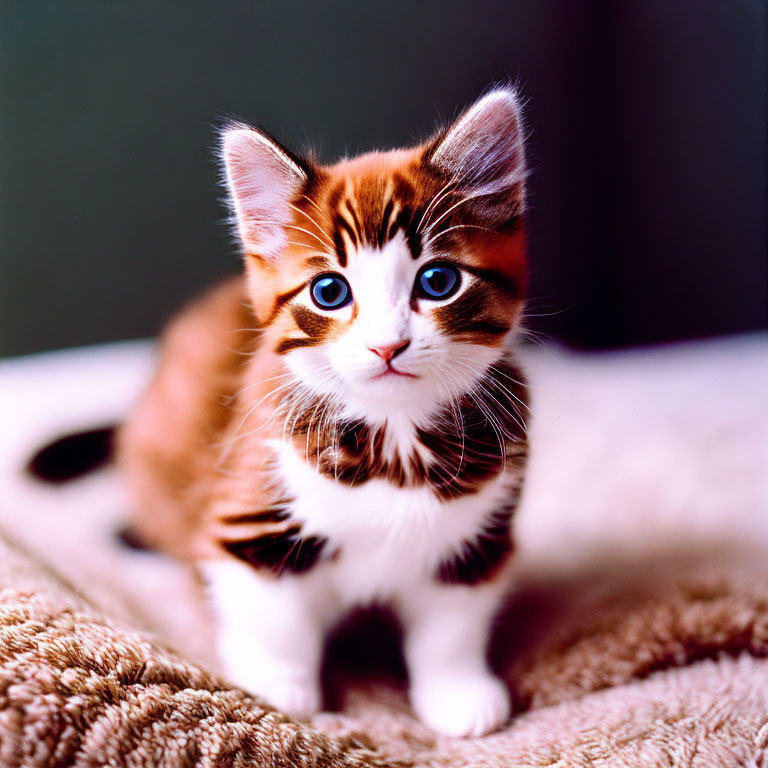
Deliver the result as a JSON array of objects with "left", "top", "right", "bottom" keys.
[
  {"left": 25, "top": 425, "right": 155, "bottom": 552},
  {"left": 26, "top": 425, "right": 117, "bottom": 484}
]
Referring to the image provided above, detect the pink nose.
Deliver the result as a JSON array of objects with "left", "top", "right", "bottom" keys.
[{"left": 368, "top": 340, "right": 410, "bottom": 362}]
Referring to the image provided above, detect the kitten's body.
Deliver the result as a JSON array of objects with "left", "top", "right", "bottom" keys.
[{"left": 119, "top": 89, "right": 529, "bottom": 737}]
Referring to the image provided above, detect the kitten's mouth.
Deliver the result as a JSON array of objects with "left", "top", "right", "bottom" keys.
[{"left": 371, "top": 366, "right": 418, "bottom": 380}]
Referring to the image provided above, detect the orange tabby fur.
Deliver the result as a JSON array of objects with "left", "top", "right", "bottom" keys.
[{"left": 119, "top": 143, "right": 526, "bottom": 563}]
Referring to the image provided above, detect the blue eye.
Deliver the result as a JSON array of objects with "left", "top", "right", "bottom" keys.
[
  {"left": 310, "top": 273, "right": 352, "bottom": 309},
  {"left": 416, "top": 263, "right": 461, "bottom": 300}
]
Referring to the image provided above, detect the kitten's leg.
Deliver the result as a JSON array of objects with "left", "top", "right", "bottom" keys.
[
  {"left": 400, "top": 583, "right": 509, "bottom": 738},
  {"left": 201, "top": 559, "right": 334, "bottom": 719}
]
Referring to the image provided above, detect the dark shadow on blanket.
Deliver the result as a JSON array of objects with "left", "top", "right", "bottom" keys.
[{"left": 318, "top": 547, "right": 768, "bottom": 716}]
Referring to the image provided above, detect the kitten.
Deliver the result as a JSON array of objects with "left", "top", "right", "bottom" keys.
[{"left": 118, "top": 87, "right": 529, "bottom": 738}]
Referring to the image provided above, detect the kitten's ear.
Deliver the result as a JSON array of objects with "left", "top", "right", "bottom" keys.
[
  {"left": 426, "top": 88, "right": 527, "bottom": 222},
  {"left": 220, "top": 123, "right": 310, "bottom": 260}
]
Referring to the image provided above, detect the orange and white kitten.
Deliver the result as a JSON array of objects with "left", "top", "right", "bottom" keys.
[{"left": 119, "top": 88, "right": 529, "bottom": 737}]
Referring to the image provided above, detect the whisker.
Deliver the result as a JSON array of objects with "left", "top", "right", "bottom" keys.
[
  {"left": 302, "top": 194, "right": 326, "bottom": 219},
  {"left": 417, "top": 179, "right": 457, "bottom": 233},
  {"left": 423, "top": 223, "right": 493, "bottom": 250},
  {"left": 447, "top": 358, "right": 528, "bottom": 430},
  {"left": 232, "top": 372, "right": 294, "bottom": 401},
  {"left": 284, "top": 240, "right": 334, "bottom": 257},
  {"left": 437, "top": 368, "right": 468, "bottom": 483},
  {"left": 247, "top": 218, "right": 333, "bottom": 252},
  {"left": 288, "top": 203, "right": 334, "bottom": 247},
  {"left": 422, "top": 192, "right": 478, "bottom": 237}
]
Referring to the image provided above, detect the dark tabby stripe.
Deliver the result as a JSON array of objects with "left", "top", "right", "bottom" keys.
[
  {"left": 216, "top": 503, "right": 332, "bottom": 576},
  {"left": 264, "top": 283, "right": 306, "bottom": 326},
  {"left": 221, "top": 528, "right": 328, "bottom": 575},
  {"left": 393, "top": 205, "right": 422, "bottom": 259},
  {"left": 274, "top": 304, "right": 333, "bottom": 355},
  {"left": 220, "top": 510, "right": 290, "bottom": 525},
  {"left": 305, "top": 255, "right": 332, "bottom": 269},
  {"left": 434, "top": 281, "right": 511, "bottom": 344},
  {"left": 461, "top": 264, "right": 520, "bottom": 297},
  {"left": 275, "top": 337, "right": 318, "bottom": 354},
  {"left": 290, "top": 304, "right": 332, "bottom": 338},
  {"left": 332, "top": 225, "right": 348, "bottom": 268},
  {"left": 378, "top": 197, "right": 395, "bottom": 245},
  {"left": 417, "top": 396, "right": 528, "bottom": 500},
  {"left": 390, "top": 173, "right": 424, "bottom": 259},
  {"left": 335, "top": 214, "right": 359, "bottom": 263},
  {"left": 344, "top": 199, "right": 363, "bottom": 241},
  {"left": 435, "top": 506, "right": 515, "bottom": 585},
  {"left": 325, "top": 173, "right": 430, "bottom": 261}
]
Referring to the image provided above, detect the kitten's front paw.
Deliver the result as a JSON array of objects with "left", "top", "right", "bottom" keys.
[
  {"left": 228, "top": 669, "right": 321, "bottom": 720},
  {"left": 260, "top": 677, "right": 321, "bottom": 720},
  {"left": 411, "top": 671, "right": 510, "bottom": 738}
]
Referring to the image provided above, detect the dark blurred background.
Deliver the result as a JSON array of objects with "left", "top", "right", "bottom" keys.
[{"left": 1, "top": 0, "right": 766, "bottom": 357}]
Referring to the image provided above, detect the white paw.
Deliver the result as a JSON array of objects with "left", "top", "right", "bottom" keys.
[
  {"left": 411, "top": 671, "right": 510, "bottom": 738},
  {"left": 258, "top": 676, "right": 321, "bottom": 720},
  {"left": 226, "top": 667, "right": 321, "bottom": 720}
]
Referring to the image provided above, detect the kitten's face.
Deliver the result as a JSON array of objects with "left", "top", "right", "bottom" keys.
[{"left": 222, "top": 90, "right": 527, "bottom": 424}]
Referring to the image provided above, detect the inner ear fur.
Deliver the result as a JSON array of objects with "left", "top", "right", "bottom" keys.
[
  {"left": 220, "top": 122, "right": 313, "bottom": 261},
  {"left": 425, "top": 88, "right": 527, "bottom": 226}
]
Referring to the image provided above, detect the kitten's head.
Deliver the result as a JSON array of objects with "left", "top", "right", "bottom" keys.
[{"left": 221, "top": 88, "right": 527, "bottom": 424}]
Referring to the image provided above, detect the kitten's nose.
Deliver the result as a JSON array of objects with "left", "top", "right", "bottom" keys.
[{"left": 368, "top": 340, "right": 410, "bottom": 362}]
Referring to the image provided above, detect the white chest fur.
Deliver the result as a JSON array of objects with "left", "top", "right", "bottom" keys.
[{"left": 270, "top": 438, "right": 516, "bottom": 605}]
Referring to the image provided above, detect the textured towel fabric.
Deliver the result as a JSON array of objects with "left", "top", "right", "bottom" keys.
[
  {"left": 2, "top": 532, "right": 768, "bottom": 767},
  {"left": 1, "top": 336, "right": 767, "bottom": 766},
  {"left": 0, "top": 532, "right": 389, "bottom": 768}
]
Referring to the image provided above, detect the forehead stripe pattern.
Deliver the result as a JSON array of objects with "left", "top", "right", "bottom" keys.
[
  {"left": 321, "top": 170, "right": 432, "bottom": 262},
  {"left": 377, "top": 198, "right": 395, "bottom": 246},
  {"left": 344, "top": 198, "right": 364, "bottom": 239}
]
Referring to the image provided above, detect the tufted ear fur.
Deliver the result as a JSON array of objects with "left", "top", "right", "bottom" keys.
[
  {"left": 426, "top": 88, "right": 527, "bottom": 225},
  {"left": 220, "top": 123, "right": 310, "bottom": 260}
]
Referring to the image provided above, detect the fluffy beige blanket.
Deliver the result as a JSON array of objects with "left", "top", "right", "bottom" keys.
[{"left": 0, "top": 335, "right": 766, "bottom": 766}]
